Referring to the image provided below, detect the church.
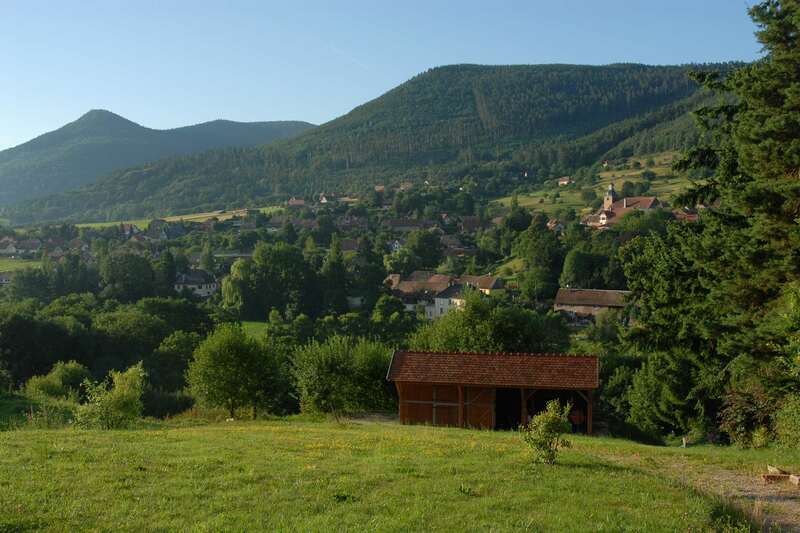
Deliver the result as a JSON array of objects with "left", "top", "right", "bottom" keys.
[{"left": 582, "top": 184, "right": 662, "bottom": 228}]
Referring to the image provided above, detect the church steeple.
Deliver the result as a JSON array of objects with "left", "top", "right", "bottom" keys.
[{"left": 603, "top": 183, "right": 617, "bottom": 210}]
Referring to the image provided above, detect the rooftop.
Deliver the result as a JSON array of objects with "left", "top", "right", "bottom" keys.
[
  {"left": 387, "top": 351, "right": 599, "bottom": 390},
  {"left": 554, "top": 288, "right": 630, "bottom": 307}
]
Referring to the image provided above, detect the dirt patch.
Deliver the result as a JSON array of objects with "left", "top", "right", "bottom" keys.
[{"left": 589, "top": 449, "right": 800, "bottom": 531}]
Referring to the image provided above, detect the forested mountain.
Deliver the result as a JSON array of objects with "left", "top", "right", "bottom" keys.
[
  {"left": 9, "top": 63, "right": 733, "bottom": 223},
  {"left": 0, "top": 110, "right": 314, "bottom": 205}
]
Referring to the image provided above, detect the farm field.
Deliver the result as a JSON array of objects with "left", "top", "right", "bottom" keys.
[
  {"left": 496, "top": 152, "right": 692, "bottom": 217},
  {"left": 75, "top": 206, "right": 285, "bottom": 230},
  {"left": 0, "top": 258, "right": 41, "bottom": 271},
  {"left": 75, "top": 218, "right": 152, "bottom": 230},
  {"left": 1, "top": 418, "right": 795, "bottom": 531}
]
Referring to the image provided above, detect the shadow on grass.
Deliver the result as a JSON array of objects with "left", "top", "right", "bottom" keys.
[
  {"left": 0, "top": 517, "right": 44, "bottom": 533},
  {"left": 564, "top": 452, "right": 762, "bottom": 532}
]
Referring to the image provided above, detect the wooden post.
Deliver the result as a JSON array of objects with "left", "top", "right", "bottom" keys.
[
  {"left": 587, "top": 390, "right": 593, "bottom": 436},
  {"left": 396, "top": 382, "right": 404, "bottom": 424},
  {"left": 520, "top": 388, "right": 527, "bottom": 427},
  {"left": 458, "top": 385, "right": 464, "bottom": 428}
]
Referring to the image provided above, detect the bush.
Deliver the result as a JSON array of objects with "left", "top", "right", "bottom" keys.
[
  {"left": 293, "top": 336, "right": 394, "bottom": 417},
  {"left": 0, "top": 363, "right": 11, "bottom": 396},
  {"left": 774, "top": 394, "right": 800, "bottom": 448},
  {"left": 23, "top": 399, "right": 77, "bottom": 429},
  {"left": 187, "top": 324, "right": 275, "bottom": 418},
  {"left": 75, "top": 363, "right": 145, "bottom": 429},
  {"left": 719, "top": 386, "right": 775, "bottom": 447},
  {"left": 521, "top": 400, "right": 572, "bottom": 465},
  {"left": 142, "top": 388, "right": 195, "bottom": 419},
  {"left": 24, "top": 361, "right": 91, "bottom": 401}
]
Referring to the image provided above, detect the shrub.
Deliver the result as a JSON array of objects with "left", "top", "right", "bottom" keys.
[
  {"left": 187, "top": 324, "right": 273, "bottom": 418},
  {"left": 293, "top": 336, "right": 394, "bottom": 417},
  {"left": 24, "top": 361, "right": 91, "bottom": 401},
  {"left": 23, "top": 399, "right": 77, "bottom": 429},
  {"left": 774, "top": 394, "right": 800, "bottom": 448},
  {"left": 718, "top": 386, "right": 775, "bottom": 447},
  {"left": 142, "top": 388, "right": 195, "bottom": 419},
  {"left": 521, "top": 400, "right": 572, "bottom": 465},
  {"left": 75, "top": 363, "right": 145, "bottom": 429},
  {"left": 0, "top": 363, "right": 11, "bottom": 396}
]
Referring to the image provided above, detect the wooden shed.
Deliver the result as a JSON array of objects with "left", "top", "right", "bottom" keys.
[{"left": 386, "top": 351, "right": 599, "bottom": 433}]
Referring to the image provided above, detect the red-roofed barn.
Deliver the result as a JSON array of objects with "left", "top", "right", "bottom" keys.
[{"left": 387, "top": 351, "right": 598, "bottom": 433}]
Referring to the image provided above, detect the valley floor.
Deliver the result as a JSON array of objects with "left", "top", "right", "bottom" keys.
[{"left": 1, "top": 418, "right": 798, "bottom": 531}]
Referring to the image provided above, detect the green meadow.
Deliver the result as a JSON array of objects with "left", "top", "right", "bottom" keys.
[
  {"left": 496, "top": 152, "right": 692, "bottom": 217},
  {"left": 1, "top": 417, "right": 791, "bottom": 531},
  {"left": 74, "top": 205, "right": 285, "bottom": 230},
  {"left": 0, "top": 258, "right": 41, "bottom": 272}
]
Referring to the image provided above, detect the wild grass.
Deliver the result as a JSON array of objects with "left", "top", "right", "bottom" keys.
[{"left": 0, "top": 418, "right": 759, "bottom": 531}]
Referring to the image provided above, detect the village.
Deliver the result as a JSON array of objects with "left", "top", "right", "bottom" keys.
[{"left": 0, "top": 172, "right": 695, "bottom": 327}]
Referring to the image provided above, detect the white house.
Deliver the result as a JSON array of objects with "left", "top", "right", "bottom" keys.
[{"left": 174, "top": 270, "right": 218, "bottom": 298}]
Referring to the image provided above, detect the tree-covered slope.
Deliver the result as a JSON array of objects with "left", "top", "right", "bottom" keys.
[
  {"left": 9, "top": 63, "right": 732, "bottom": 223},
  {"left": 0, "top": 110, "right": 314, "bottom": 205}
]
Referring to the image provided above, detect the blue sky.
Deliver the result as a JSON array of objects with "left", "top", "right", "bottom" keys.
[{"left": 0, "top": 0, "right": 761, "bottom": 150}]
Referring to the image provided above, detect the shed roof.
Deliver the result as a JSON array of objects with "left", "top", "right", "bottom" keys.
[
  {"left": 554, "top": 288, "right": 630, "bottom": 308},
  {"left": 387, "top": 351, "right": 598, "bottom": 389}
]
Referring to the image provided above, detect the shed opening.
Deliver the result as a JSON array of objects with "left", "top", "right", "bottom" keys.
[{"left": 494, "top": 387, "right": 521, "bottom": 430}]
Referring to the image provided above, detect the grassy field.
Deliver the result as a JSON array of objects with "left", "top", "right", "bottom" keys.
[
  {"left": 242, "top": 320, "right": 268, "bottom": 338},
  {"left": 74, "top": 205, "right": 285, "bottom": 230},
  {"left": 0, "top": 417, "right": 781, "bottom": 531},
  {"left": 75, "top": 218, "right": 152, "bottom": 230},
  {"left": 496, "top": 152, "right": 692, "bottom": 217},
  {"left": 0, "top": 258, "right": 41, "bottom": 272}
]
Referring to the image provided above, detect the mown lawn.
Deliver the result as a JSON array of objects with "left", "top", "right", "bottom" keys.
[{"left": 0, "top": 419, "right": 760, "bottom": 531}]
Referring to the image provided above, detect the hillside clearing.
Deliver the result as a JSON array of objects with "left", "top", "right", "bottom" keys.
[
  {"left": 242, "top": 320, "right": 268, "bottom": 338},
  {"left": 75, "top": 206, "right": 285, "bottom": 230},
  {"left": 1, "top": 418, "right": 790, "bottom": 531},
  {"left": 0, "top": 258, "right": 41, "bottom": 272},
  {"left": 496, "top": 152, "right": 692, "bottom": 216}
]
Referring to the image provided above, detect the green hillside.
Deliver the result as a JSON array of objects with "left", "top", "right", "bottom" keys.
[
  {"left": 496, "top": 151, "right": 691, "bottom": 216},
  {"left": 0, "top": 110, "right": 314, "bottom": 205},
  {"left": 0, "top": 418, "right": 777, "bottom": 531},
  {"left": 8, "top": 63, "right": 733, "bottom": 224}
]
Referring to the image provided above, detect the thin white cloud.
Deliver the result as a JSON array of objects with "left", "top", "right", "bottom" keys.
[{"left": 326, "top": 43, "right": 369, "bottom": 70}]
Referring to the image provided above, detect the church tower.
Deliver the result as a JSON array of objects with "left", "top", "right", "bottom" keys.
[{"left": 603, "top": 184, "right": 617, "bottom": 210}]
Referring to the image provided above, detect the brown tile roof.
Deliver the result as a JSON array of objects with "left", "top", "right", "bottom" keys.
[
  {"left": 612, "top": 196, "right": 659, "bottom": 210},
  {"left": 599, "top": 196, "right": 662, "bottom": 226},
  {"left": 387, "top": 351, "right": 598, "bottom": 390},
  {"left": 459, "top": 275, "right": 503, "bottom": 290},
  {"left": 554, "top": 288, "right": 630, "bottom": 307}
]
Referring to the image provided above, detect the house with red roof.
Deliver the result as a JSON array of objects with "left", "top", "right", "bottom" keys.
[
  {"left": 387, "top": 350, "right": 598, "bottom": 432},
  {"left": 583, "top": 184, "right": 662, "bottom": 228}
]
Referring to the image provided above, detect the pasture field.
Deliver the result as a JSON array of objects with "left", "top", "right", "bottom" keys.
[
  {"left": 75, "top": 206, "right": 285, "bottom": 230},
  {"left": 75, "top": 218, "right": 151, "bottom": 230},
  {"left": 1, "top": 417, "right": 793, "bottom": 531},
  {"left": 496, "top": 152, "right": 692, "bottom": 217},
  {"left": 0, "top": 258, "right": 41, "bottom": 271}
]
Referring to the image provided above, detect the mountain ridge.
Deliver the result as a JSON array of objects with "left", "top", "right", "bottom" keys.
[
  {"left": 0, "top": 111, "right": 315, "bottom": 205},
  {"left": 6, "top": 62, "right": 735, "bottom": 223}
]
